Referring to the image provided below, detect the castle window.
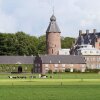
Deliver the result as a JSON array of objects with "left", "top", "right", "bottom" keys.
[
  {"left": 55, "top": 64, "right": 58, "bottom": 67},
  {"left": 35, "top": 64, "right": 38, "bottom": 67},
  {"left": 62, "top": 64, "right": 65, "bottom": 67},
  {"left": 93, "top": 58, "right": 95, "bottom": 61},
  {"left": 45, "top": 68, "right": 49, "bottom": 70},
  {"left": 97, "top": 58, "right": 99, "bottom": 62},
  {"left": 38, "top": 68, "right": 41, "bottom": 73},
  {"left": 52, "top": 49, "right": 53, "bottom": 54},
  {"left": 35, "top": 68, "right": 37, "bottom": 73},
  {"left": 38, "top": 64, "right": 40, "bottom": 67},
  {"left": 87, "top": 58, "right": 90, "bottom": 61},
  {"left": 45, "top": 64, "right": 48, "bottom": 67},
  {"left": 84, "top": 51, "right": 87, "bottom": 53}
]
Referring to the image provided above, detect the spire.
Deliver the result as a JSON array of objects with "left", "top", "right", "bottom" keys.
[
  {"left": 46, "top": 14, "right": 61, "bottom": 33},
  {"left": 50, "top": 14, "right": 56, "bottom": 21}
]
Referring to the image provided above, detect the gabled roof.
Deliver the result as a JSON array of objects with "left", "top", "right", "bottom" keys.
[
  {"left": 0, "top": 55, "right": 86, "bottom": 64},
  {"left": 46, "top": 15, "right": 61, "bottom": 33},
  {"left": 37, "top": 55, "right": 86, "bottom": 64},
  {"left": 0, "top": 56, "right": 35, "bottom": 64}
]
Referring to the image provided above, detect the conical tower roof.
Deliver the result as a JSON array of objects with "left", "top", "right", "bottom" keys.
[{"left": 46, "top": 14, "right": 61, "bottom": 33}]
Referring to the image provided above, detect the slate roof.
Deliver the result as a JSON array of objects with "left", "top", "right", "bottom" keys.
[
  {"left": 0, "top": 56, "right": 35, "bottom": 64},
  {"left": 46, "top": 15, "right": 61, "bottom": 33},
  {"left": 0, "top": 55, "right": 86, "bottom": 64},
  {"left": 38, "top": 55, "right": 86, "bottom": 64},
  {"left": 76, "top": 32, "right": 100, "bottom": 45}
]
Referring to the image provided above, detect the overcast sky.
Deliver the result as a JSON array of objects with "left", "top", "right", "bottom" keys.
[{"left": 0, "top": 0, "right": 100, "bottom": 37}]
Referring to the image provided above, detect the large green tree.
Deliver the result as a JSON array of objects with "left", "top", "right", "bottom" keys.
[{"left": 0, "top": 32, "right": 75, "bottom": 56}]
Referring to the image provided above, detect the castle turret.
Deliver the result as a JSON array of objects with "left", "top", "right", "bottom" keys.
[{"left": 46, "top": 14, "right": 61, "bottom": 55}]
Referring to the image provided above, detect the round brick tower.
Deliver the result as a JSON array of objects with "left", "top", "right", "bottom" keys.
[{"left": 46, "top": 14, "right": 61, "bottom": 55}]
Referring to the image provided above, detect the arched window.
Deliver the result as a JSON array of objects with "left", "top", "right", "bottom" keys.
[{"left": 52, "top": 49, "right": 53, "bottom": 54}]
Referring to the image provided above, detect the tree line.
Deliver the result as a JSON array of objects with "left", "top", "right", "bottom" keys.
[{"left": 0, "top": 32, "right": 75, "bottom": 56}]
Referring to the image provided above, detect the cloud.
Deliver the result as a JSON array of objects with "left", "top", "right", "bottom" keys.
[
  {"left": 74, "top": 0, "right": 100, "bottom": 32},
  {"left": 0, "top": 0, "right": 100, "bottom": 37}
]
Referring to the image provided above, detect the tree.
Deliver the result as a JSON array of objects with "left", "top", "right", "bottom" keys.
[
  {"left": 61, "top": 37, "right": 75, "bottom": 49},
  {"left": 37, "top": 35, "right": 46, "bottom": 55},
  {"left": 0, "top": 32, "right": 75, "bottom": 56}
]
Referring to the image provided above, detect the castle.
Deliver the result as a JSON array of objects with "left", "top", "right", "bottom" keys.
[
  {"left": 34, "top": 14, "right": 86, "bottom": 73},
  {"left": 34, "top": 14, "right": 100, "bottom": 73},
  {"left": 0, "top": 14, "right": 100, "bottom": 73}
]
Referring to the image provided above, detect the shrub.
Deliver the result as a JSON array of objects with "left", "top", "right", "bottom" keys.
[
  {"left": 65, "top": 68, "right": 70, "bottom": 72},
  {"left": 86, "top": 69, "right": 100, "bottom": 73},
  {"left": 53, "top": 71, "right": 57, "bottom": 74},
  {"left": 48, "top": 70, "right": 52, "bottom": 74},
  {"left": 73, "top": 69, "right": 81, "bottom": 73}
]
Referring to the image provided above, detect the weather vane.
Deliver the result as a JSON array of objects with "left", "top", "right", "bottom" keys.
[
  {"left": 51, "top": 0, "right": 55, "bottom": 15},
  {"left": 53, "top": 6, "right": 54, "bottom": 15}
]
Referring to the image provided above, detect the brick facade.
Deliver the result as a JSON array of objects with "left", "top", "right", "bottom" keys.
[
  {"left": 33, "top": 55, "right": 86, "bottom": 73},
  {"left": 46, "top": 32, "right": 61, "bottom": 55},
  {"left": 46, "top": 14, "right": 61, "bottom": 55},
  {"left": 42, "top": 64, "right": 85, "bottom": 73},
  {"left": 84, "top": 55, "right": 100, "bottom": 69}
]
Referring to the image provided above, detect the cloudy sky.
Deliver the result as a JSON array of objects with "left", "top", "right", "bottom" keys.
[{"left": 0, "top": 0, "right": 100, "bottom": 37}]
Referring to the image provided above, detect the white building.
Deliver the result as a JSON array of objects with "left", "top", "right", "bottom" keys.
[
  {"left": 76, "top": 45, "right": 100, "bottom": 55},
  {"left": 58, "top": 49, "right": 70, "bottom": 55}
]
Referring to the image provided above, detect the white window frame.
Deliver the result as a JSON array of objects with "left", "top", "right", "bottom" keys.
[
  {"left": 55, "top": 64, "right": 58, "bottom": 67},
  {"left": 45, "top": 64, "right": 48, "bottom": 67},
  {"left": 62, "top": 64, "right": 65, "bottom": 67}
]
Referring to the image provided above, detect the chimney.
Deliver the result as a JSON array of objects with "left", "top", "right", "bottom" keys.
[
  {"left": 86, "top": 30, "right": 89, "bottom": 34},
  {"left": 93, "top": 29, "right": 96, "bottom": 33},
  {"left": 79, "top": 30, "right": 82, "bottom": 36}
]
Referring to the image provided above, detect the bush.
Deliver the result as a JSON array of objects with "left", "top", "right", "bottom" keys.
[
  {"left": 53, "top": 71, "right": 57, "bottom": 74},
  {"left": 65, "top": 68, "right": 70, "bottom": 72},
  {"left": 48, "top": 70, "right": 52, "bottom": 74},
  {"left": 73, "top": 69, "right": 81, "bottom": 73},
  {"left": 86, "top": 69, "right": 100, "bottom": 73}
]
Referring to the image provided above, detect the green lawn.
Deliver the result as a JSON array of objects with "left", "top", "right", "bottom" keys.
[
  {"left": 0, "top": 73, "right": 100, "bottom": 100},
  {"left": 0, "top": 85, "right": 100, "bottom": 100}
]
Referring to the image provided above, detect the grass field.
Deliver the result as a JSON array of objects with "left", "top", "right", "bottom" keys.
[
  {"left": 0, "top": 73, "right": 100, "bottom": 100},
  {"left": 0, "top": 85, "right": 100, "bottom": 100}
]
